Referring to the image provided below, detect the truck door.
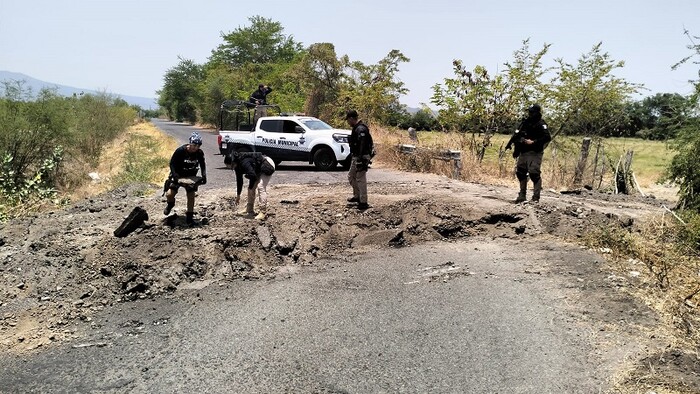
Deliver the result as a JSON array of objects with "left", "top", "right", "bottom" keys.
[{"left": 257, "top": 119, "right": 307, "bottom": 160}]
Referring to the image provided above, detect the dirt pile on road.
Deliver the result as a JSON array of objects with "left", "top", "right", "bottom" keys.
[{"left": 0, "top": 176, "right": 672, "bottom": 354}]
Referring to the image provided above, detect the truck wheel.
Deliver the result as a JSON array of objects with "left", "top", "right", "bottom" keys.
[{"left": 313, "top": 147, "right": 337, "bottom": 170}]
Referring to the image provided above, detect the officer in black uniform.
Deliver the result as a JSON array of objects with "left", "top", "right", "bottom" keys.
[
  {"left": 346, "top": 110, "right": 374, "bottom": 210},
  {"left": 163, "top": 132, "right": 207, "bottom": 224},
  {"left": 506, "top": 104, "right": 551, "bottom": 203},
  {"left": 249, "top": 84, "right": 272, "bottom": 105},
  {"left": 230, "top": 151, "right": 274, "bottom": 218}
]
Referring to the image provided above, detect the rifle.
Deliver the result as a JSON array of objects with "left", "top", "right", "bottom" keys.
[{"left": 505, "top": 120, "right": 525, "bottom": 158}]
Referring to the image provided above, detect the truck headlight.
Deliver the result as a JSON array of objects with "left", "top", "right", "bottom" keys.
[{"left": 333, "top": 133, "right": 349, "bottom": 143}]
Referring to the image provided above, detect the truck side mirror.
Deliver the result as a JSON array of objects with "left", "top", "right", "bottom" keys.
[{"left": 295, "top": 126, "right": 305, "bottom": 133}]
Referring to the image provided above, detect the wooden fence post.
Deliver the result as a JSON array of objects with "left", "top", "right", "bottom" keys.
[
  {"left": 573, "top": 137, "right": 592, "bottom": 187},
  {"left": 615, "top": 150, "right": 635, "bottom": 194},
  {"left": 448, "top": 150, "right": 462, "bottom": 179}
]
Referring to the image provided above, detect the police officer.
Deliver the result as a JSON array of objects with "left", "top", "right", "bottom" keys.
[
  {"left": 231, "top": 152, "right": 274, "bottom": 219},
  {"left": 345, "top": 110, "right": 373, "bottom": 210},
  {"left": 249, "top": 84, "right": 272, "bottom": 119},
  {"left": 506, "top": 104, "right": 551, "bottom": 203},
  {"left": 164, "top": 132, "right": 207, "bottom": 224},
  {"left": 249, "top": 84, "right": 272, "bottom": 105}
]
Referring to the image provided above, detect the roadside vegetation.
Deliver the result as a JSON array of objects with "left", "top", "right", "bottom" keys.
[
  {"left": 0, "top": 85, "right": 139, "bottom": 220},
  {"left": 70, "top": 122, "right": 176, "bottom": 200}
]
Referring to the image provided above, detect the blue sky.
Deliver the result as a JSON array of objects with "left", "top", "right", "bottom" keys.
[{"left": 1, "top": 0, "right": 698, "bottom": 108}]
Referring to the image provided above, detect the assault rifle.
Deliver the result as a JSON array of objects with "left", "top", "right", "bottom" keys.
[{"left": 505, "top": 119, "right": 525, "bottom": 158}]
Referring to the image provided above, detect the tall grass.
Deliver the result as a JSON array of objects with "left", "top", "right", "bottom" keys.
[
  {"left": 373, "top": 126, "right": 676, "bottom": 193},
  {"left": 112, "top": 134, "right": 169, "bottom": 187},
  {"left": 583, "top": 213, "right": 700, "bottom": 349},
  {"left": 70, "top": 122, "right": 177, "bottom": 200}
]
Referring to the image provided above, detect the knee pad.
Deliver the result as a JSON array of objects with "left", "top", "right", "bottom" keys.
[
  {"left": 530, "top": 173, "right": 541, "bottom": 183},
  {"left": 516, "top": 169, "right": 528, "bottom": 181}
]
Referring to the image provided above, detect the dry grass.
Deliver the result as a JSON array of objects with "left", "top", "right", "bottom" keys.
[
  {"left": 70, "top": 121, "right": 177, "bottom": 200},
  {"left": 584, "top": 215, "right": 700, "bottom": 393},
  {"left": 372, "top": 126, "right": 678, "bottom": 201}
]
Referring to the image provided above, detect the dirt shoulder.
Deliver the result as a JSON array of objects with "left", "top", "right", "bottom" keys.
[{"left": 0, "top": 166, "right": 696, "bottom": 391}]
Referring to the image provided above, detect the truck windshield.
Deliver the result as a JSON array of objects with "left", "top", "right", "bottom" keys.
[{"left": 300, "top": 119, "right": 333, "bottom": 130}]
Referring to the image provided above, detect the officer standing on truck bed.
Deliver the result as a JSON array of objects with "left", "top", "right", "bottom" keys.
[
  {"left": 249, "top": 84, "right": 272, "bottom": 106},
  {"left": 249, "top": 84, "right": 272, "bottom": 119}
]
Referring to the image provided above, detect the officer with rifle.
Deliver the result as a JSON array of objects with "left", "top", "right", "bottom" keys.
[{"left": 505, "top": 104, "right": 551, "bottom": 203}]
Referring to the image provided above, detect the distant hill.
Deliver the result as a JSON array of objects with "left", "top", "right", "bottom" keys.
[{"left": 0, "top": 71, "right": 158, "bottom": 109}]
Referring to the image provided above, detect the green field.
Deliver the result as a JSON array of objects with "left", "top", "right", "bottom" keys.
[{"left": 379, "top": 128, "right": 676, "bottom": 190}]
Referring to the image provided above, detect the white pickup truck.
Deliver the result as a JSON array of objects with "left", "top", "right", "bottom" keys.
[{"left": 217, "top": 102, "right": 352, "bottom": 170}]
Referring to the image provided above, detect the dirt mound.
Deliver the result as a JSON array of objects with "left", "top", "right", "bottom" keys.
[{"left": 0, "top": 177, "right": 671, "bottom": 353}]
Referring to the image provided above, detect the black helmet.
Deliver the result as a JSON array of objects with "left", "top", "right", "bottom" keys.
[
  {"left": 189, "top": 132, "right": 203, "bottom": 145},
  {"left": 528, "top": 104, "right": 542, "bottom": 115}
]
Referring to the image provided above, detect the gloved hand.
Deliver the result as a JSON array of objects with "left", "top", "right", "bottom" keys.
[
  {"left": 356, "top": 161, "right": 368, "bottom": 172},
  {"left": 512, "top": 150, "right": 519, "bottom": 159},
  {"left": 171, "top": 175, "right": 179, "bottom": 184},
  {"left": 200, "top": 176, "right": 207, "bottom": 185}
]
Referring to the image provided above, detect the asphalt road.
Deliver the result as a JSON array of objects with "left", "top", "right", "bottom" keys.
[{"left": 0, "top": 120, "right": 619, "bottom": 393}]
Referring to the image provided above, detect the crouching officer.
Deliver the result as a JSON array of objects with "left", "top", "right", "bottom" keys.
[
  {"left": 506, "top": 104, "right": 551, "bottom": 203},
  {"left": 163, "top": 132, "right": 207, "bottom": 224},
  {"left": 231, "top": 151, "right": 275, "bottom": 219}
]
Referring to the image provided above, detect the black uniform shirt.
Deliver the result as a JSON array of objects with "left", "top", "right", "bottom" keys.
[{"left": 169, "top": 145, "right": 206, "bottom": 178}]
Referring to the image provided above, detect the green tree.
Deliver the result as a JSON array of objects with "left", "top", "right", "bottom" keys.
[
  {"left": 292, "top": 42, "right": 343, "bottom": 119},
  {"left": 337, "top": 49, "right": 410, "bottom": 125},
  {"left": 431, "top": 40, "right": 551, "bottom": 134},
  {"left": 208, "top": 15, "right": 303, "bottom": 67},
  {"left": 547, "top": 43, "right": 640, "bottom": 139},
  {"left": 72, "top": 92, "right": 135, "bottom": 165},
  {"left": 0, "top": 89, "right": 65, "bottom": 189},
  {"left": 158, "top": 57, "right": 204, "bottom": 122},
  {"left": 627, "top": 93, "right": 694, "bottom": 140},
  {"left": 501, "top": 39, "right": 552, "bottom": 126},
  {"left": 0, "top": 86, "right": 135, "bottom": 218},
  {"left": 192, "top": 17, "right": 307, "bottom": 123},
  {"left": 666, "top": 30, "right": 700, "bottom": 210},
  {"left": 409, "top": 107, "right": 440, "bottom": 131}
]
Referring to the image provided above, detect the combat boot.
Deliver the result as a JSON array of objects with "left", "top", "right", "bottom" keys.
[
  {"left": 531, "top": 178, "right": 542, "bottom": 202},
  {"left": 164, "top": 201, "right": 175, "bottom": 215},
  {"left": 515, "top": 180, "right": 528, "bottom": 203}
]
